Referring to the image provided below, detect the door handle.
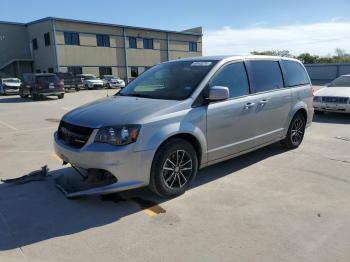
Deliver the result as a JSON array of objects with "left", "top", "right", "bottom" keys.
[
  {"left": 244, "top": 102, "right": 255, "bottom": 109},
  {"left": 258, "top": 99, "right": 269, "bottom": 105}
]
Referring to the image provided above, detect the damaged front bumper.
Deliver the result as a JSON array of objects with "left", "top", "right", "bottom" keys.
[{"left": 53, "top": 132, "right": 154, "bottom": 198}]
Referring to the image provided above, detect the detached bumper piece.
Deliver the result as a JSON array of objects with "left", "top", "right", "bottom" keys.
[{"left": 55, "top": 168, "right": 117, "bottom": 198}]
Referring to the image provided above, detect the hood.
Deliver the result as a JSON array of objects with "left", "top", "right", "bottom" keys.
[
  {"left": 62, "top": 95, "right": 187, "bottom": 128},
  {"left": 315, "top": 87, "right": 350, "bottom": 97},
  {"left": 3, "top": 82, "right": 21, "bottom": 87},
  {"left": 85, "top": 79, "right": 103, "bottom": 83}
]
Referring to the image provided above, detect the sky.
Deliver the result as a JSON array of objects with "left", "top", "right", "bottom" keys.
[{"left": 1, "top": 0, "right": 349, "bottom": 56}]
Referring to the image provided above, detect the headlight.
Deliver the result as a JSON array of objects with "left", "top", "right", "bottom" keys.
[
  {"left": 313, "top": 96, "right": 322, "bottom": 102},
  {"left": 94, "top": 125, "right": 141, "bottom": 146}
]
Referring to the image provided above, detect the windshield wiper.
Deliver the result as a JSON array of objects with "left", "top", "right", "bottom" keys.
[{"left": 117, "top": 93, "right": 154, "bottom": 98}]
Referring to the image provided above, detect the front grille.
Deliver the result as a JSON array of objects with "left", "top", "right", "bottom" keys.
[
  {"left": 58, "top": 121, "right": 94, "bottom": 149},
  {"left": 322, "top": 96, "right": 349, "bottom": 104}
]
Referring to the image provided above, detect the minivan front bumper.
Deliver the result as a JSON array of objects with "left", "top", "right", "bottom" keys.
[{"left": 53, "top": 132, "right": 154, "bottom": 197}]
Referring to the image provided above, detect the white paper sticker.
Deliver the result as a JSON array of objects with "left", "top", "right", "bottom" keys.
[{"left": 191, "top": 62, "right": 212, "bottom": 66}]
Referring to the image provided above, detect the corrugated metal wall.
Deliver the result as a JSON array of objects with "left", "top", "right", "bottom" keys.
[{"left": 305, "top": 63, "right": 350, "bottom": 85}]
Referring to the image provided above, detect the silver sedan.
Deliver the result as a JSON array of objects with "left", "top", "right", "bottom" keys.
[{"left": 313, "top": 75, "right": 350, "bottom": 114}]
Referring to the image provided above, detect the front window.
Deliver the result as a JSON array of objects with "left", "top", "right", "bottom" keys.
[
  {"left": 118, "top": 60, "right": 217, "bottom": 100},
  {"left": 329, "top": 76, "right": 350, "bottom": 87},
  {"left": 3, "top": 79, "right": 20, "bottom": 83},
  {"left": 84, "top": 75, "right": 97, "bottom": 80}
]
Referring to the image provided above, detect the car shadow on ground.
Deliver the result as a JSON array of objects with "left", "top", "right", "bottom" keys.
[
  {"left": 0, "top": 143, "right": 285, "bottom": 251},
  {"left": 0, "top": 96, "right": 57, "bottom": 103},
  {"left": 313, "top": 112, "right": 350, "bottom": 124}
]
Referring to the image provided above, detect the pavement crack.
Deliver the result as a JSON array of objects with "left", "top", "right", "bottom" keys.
[{"left": 329, "top": 158, "right": 350, "bottom": 164}]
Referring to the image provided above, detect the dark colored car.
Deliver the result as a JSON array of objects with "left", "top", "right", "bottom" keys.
[
  {"left": 20, "top": 73, "right": 65, "bottom": 100},
  {"left": 56, "top": 72, "right": 82, "bottom": 91}
]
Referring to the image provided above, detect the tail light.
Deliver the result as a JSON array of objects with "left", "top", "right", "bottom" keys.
[
  {"left": 35, "top": 83, "right": 43, "bottom": 90},
  {"left": 311, "top": 86, "right": 315, "bottom": 97},
  {"left": 58, "top": 80, "right": 64, "bottom": 87}
]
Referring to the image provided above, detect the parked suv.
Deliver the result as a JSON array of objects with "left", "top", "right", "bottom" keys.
[
  {"left": 77, "top": 74, "right": 104, "bottom": 89},
  {"left": 57, "top": 72, "right": 82, "bottom": 91},
  {"left": 20, "top": 73, "right": 65, "bottom": 100},
  {"left": 101, "top": 75, "right": 125, "bottom": 89},
  {"left": 0, "top": 77, "right": 21, "bottom": 95},
  {"left": 54, "top": 56, "right": 313, "bottom": 198}
]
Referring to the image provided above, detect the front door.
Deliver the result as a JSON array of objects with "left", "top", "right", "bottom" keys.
[{"left": 206, "top": 61, "right": 257, "bottom": 162}]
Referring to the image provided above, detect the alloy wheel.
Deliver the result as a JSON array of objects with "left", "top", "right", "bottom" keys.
[
  {"left": 291, "top": 118, "right": 304, "bottom": 144},
  {"left": 162, "top": 150, "right": 193, "bottom": 189}
]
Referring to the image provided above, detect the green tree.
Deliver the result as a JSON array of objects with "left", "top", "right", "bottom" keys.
[{"left": 296, "top": 53, "right": 319, "bottom": 64}]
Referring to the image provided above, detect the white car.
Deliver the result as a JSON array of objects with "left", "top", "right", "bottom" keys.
[
  {"left": 313, "top": 75, "right": 350, "bottom": 114},
  {"left": 0, "top": 77, "right": 21, "bottom": 95},
  {"left": 79, "top": 74, "right": 104, "bottom": 89},
  {"left": 101, "top": 75, "right": 125, "bottom": 89}
]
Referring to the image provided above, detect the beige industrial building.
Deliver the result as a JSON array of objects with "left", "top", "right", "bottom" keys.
[{"left": 0, "top": 17, "right": 202, "bottom": 81}]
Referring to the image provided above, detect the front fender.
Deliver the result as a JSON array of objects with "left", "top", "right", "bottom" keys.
[{"left": 134, "top": 107, "right": 208, "bottom": 164}]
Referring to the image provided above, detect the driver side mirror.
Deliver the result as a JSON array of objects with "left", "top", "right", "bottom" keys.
[{"left": 207, "top": 86, "right": 229, "bottom": 101}]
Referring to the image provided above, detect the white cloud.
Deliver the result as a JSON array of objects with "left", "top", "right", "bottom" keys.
[{"left": 203, "top": 21, "right": 350, "bottom": 56}]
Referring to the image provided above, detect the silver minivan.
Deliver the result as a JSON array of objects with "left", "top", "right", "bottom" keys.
[{"left": 54, "top": 56, "right": 313, "bottom": 198}]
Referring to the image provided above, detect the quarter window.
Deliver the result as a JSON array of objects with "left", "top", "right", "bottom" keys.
[
  {"left": 282, "top": 60, "right": 310, "bottom": 87},
  {"left": 189, "top": 42, "right": 197, "bottom": 52},
  {"left": 64, "top": 32, "right": 80, "bottom": 45},
  {"left": 143, "top": 38, "right": 153, "bottom": 49},
  {"left": 96, "top": 34, "right": 110, "bottom": 47},
  {"left": 44, "top": 32, "right": 50, "bottom": 46},
  {"left": 209, "top": 62, "right": 250, "bottom": 98},
  {"left": 129, "top": 37, "right": 137, "bottom": 48},
  {"left": 246, "top": 60, "right": 284, "bottom": 93}
]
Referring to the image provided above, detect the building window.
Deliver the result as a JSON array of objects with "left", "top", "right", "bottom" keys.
[
  {"left": 32, "top": 38, "right": 38, "bottom": 50},
  {"left": 129, "top": 37, "right": 137, "bottom": 48},
  {"left": 189, "top": 42, "right": 197, "bottom": 52},
  {"left": 96, "top": 34, "right": 110, "bottom": 47},
  {"left": 44, "top": 32, "right": 50, "bottom": 46},
  {"left": 48, "top": 67, "right": 54, "bottom": 73},
  {"left": 143, "top": 38, "right": 153, "bottom": 49},
  {"left": 67, "top": 66, "right": 83, "bottom": 75},
  {"left": 99, "top": 66, "right": 112, "bottom": 76},
  {"left": 64, "top": 32, "right": 80, "bottom": 45},
  {"left": 131, "top": 67, "right": 139, "bottom": 77}
]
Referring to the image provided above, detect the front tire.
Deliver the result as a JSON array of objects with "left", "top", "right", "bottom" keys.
[
  {"left": 280, "top": 112, "right": 306, "bottom": 149},
  {"left": 57, "top": 93, "right": 64, "bottom": 99},
  {"left": 149, "top": 138, "right": 198, "bottom": 198}
]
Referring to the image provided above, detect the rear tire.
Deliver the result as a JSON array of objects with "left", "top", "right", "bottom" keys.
[
  {"left": 149, "top": 138, "right": 198, "bottom": 198},
  {"left": 57, "top": 93, "right": 64, "bottom": 99},
  {"left": 280, "top": 112, "right": 306, "bottom": 149}
]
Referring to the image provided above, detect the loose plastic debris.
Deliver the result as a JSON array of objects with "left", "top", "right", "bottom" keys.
[{"left": 1, "top": 165, "right": 50, "bottom": 184}]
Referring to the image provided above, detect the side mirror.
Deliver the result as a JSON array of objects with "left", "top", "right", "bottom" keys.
[{"left": 207, "top": 86, "right": 229, "bottom": 101}]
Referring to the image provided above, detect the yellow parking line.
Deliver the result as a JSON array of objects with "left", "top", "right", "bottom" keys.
[
  {"left": 142, "top": 209, "right": 158, "bottom": 217},
  {"left": 50, "top": 153, "right": 62, "bottom": 162},
  {"left": 0, "top": 120, "right": 18, "bottom": 131}
]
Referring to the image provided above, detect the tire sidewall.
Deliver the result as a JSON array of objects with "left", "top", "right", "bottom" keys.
[
  {"left": 288, "top": 113, "right": 306, "bottom": 147},
  {"left": 151, "top": 139, "right": 198, "bottom": 197}
]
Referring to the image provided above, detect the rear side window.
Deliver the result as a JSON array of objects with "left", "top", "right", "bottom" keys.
[
  {"left": 209, "top": 62, "right": 249, "bottom": 98},
  {"left": 246, "top": 60, "right": 284, "bottom": 93},
  {"left": 282, "top": 60, "right": 310, "bottom": 87}
]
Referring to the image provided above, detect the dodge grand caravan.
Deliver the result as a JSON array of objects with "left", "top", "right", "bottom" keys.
[{"left": 54, "top": 56, "right": 313, "bottom": 198}]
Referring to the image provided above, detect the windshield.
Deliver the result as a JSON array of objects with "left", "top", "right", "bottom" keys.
[
  {"left": 3, "top": 79, "right": 20, "bottom": 83},
  {"left": 329, "top": 76, "right": 350, "bottom": 87},
  {"left": 105, "top": 76, "right": 116, "bottom": 80},
  {"left": 118, "top": 60, "right": 217, "bottom": 100},
  {"left": 85, "top": 75, "right": 97, "bottom": 80},
  {"left": 36, "top": 75, "right": 59, "bottom": 83}
]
